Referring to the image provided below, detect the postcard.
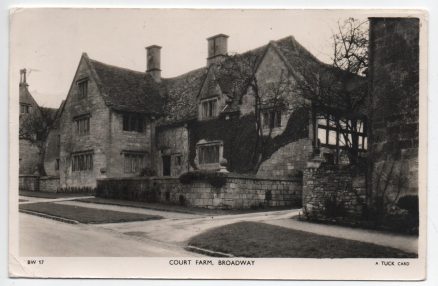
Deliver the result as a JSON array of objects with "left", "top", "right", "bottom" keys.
[{"left": 9, "top": 8, "right": 427, "bottom": 280}]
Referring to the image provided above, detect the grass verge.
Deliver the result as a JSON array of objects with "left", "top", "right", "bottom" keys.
[
  {"left": 187, "top": 221, "right": 417, "bottom": 258},
  {"left": 77, "top": 197, "right": 293, "bottom": 215},
  {"left": 19, "top": 202, "right": 162, "bottom": 224},
  {"left": 19, "top": 191, "right": 93, "bottom": 199}
]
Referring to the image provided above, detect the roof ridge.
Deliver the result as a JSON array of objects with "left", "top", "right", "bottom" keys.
[{"left": 88, "top": 57, "right": 146, "bottom": 75}]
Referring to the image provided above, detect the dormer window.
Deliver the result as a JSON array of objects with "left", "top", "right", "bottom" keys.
[
  {"left": 201, "top": 98, "right": 218, "bottom": 119},
  {"left": 77, "top": 78, "right": 88, "bottom": 99}
]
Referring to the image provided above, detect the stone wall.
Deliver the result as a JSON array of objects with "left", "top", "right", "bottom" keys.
[
  {"left": 19, "top": 139, "right": 41, "bottom": 175},
  {"left": 19, "top": 175, "right": 39, "bottom": 191},
  {"left": 155, "top": 125, "right": 190, "bottom": 176},
  {"left": 369, "top": 18, "right": 419, "bottom": 200},
  {"left": 257, "top": 138, "right": 313, "bottom": 178},
  {"left": 97, "top": 174, "right": 302, "bottom": 209},
  {"left": 302, "top": 164, "right": 366, "bottom": 219},
  {"left": 59, "top": 56, "right": 110, "bottom": 188},
  {"left": 39, "top": 176, "right": 60, "bottom": 193},
  {"left": 107, "top": 111, "right": 153, "bottom": 178}
]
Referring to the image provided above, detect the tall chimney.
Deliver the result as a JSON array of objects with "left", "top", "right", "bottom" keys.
[
  {"left": 20, "top": 69, "right": 28, "bottom": 87},
  {"left": 146, "top": 45, "right": 161, "bottom": 82},
  {"left": 207, "top": 34, "right": 229, "bottom": 66}
]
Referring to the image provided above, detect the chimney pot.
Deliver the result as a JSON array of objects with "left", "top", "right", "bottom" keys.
[
  {"left": 207, "top": 34, "right": 229, "bottom": 66},
  {"left": 146, "top": 45, "right": 161, "bottom": 82}
]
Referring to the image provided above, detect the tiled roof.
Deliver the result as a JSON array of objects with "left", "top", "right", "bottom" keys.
[
  {"left": 160, "top": 67, "right": 208, "bottom": 124},
  {"left": 85, "top": 35, "right": 364, "bottom": 124},
  {"left": 88, "top": 57, "right": 164, "bottom": 115}
]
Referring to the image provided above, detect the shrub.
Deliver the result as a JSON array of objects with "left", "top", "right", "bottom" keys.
[
  {"left": 323, "top": 194, "right": 347, "bottom": 218},
  {"left": 140, "top": 167, "right": 157, "bottom": 177},
  {"left": 179, "top": 171, "right": 227, "bottom": 188},
  {"left": 58, "top": 186, "right": 96, "bottom": 194},
  {"left": 265, "top": 190, "right": 272, "bottom": 201},
  {"left": 397, "top": 195, "right": 419, "bottom": 216},
  {"left": 179, "top": 195, "right": 186, "bottom": 206}
]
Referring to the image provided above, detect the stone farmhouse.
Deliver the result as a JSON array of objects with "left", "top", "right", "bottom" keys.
[
  {"left": 36, "top": 34, "right": 363, "bottom": 191},
  {"left": 18, "top": 19, "right": 419, "bottom": 218}
]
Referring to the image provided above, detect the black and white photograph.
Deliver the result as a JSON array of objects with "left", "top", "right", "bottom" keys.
[{"left": 8, "top": 8, "right": 427, "bottom": 280}]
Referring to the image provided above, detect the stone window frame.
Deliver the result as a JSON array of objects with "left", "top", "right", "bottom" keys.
[
  {"left": 19, "top": 103, "right": 31, "bottom": 114},
  {"left": 55, "top": 158, "right": 60, "bottom": 171},
  {"left": 200, "top": 97, "right": 219, "bottom": 120},
  {"left": 71, "top": 150, "right": 94, "bottom": 172},
  {"left": 76, "top": 78, "right": 89, "bottom": 99},
  {"left": 122, "top": 150, "right": 147, "bottom": 174},
  {"left": 173, "top": 153, "right": 183, "bottom": 167},
  {"left": 196, "top": 140, "right": 223, "bottom": 168},
  {"left": 261, "top": 108, "right": 282, "bottom": 130},
  {"left": 122, "top": 113, "right": 145, "bottom": 133},
  {"left": 73, "top": 113, "right": 91, "bottom": 136}
]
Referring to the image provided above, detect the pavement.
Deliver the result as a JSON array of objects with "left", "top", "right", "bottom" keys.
[{"left": 19, "top": 194, "right": 419, "bottom": 256}]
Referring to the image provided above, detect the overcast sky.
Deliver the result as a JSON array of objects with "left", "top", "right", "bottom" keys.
[{"left": 10, "top": 9, "right": 368, "bottom": 108}]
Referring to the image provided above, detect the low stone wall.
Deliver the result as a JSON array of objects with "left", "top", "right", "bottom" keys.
[
  {"left": 19, "top": 175, "right": 39, "bottom": 191},
  {"left": 302, "top": 164, "right": 366, "bottom": 219},
  {"left": 97, "top": 173, "right": 302, "bottom": 209},
  {"left": 39, "top": 176, "right": 60, "bottom": 193}
]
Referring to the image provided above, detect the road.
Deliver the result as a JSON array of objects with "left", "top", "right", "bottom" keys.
[{"left": 19, "top": 213, "right": 198, "bottom": 257}]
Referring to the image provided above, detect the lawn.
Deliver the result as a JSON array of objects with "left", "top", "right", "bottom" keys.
[
  {"left": 187, "top": 221, "right": 417, "bottom": 258},
  {"left": 77, "top": 197, "right": 293, "bottom": 215},
  {"left": 19, "top": 202, "right": 162, "bottom": 224},
  {"left": 19, "top": 191, "right": 93, "bottom": 199}
]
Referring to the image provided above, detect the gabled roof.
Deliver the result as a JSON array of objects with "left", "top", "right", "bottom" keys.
[
  {"left": 159, "top": 67, "right": 208, "bottom": 125},
  {"left": 85, "top": 55, "right": 164, "bottom": 115}
]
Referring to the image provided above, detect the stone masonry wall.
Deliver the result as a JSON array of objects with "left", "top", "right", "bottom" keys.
[
  {"left": 97, "top": 174, "right": 302, "bottom": 209},
  {"left": 257, "top": 138, "right": 313, "bottom": 178},
  {"left": 369, "top": 18, "right": 419, "bottom": 199},
  {"left": 107, "top": 111, "right": 153, "bottom": 178},
  {"left": 156, "top": 125, "right": 190, "bottom": 177},
  {"left": 19, "top": 175, "right": 39, "bottom": 191},
  {"left": 302, "top": 164, "right": 366, "bottom": 219},
  {"left": 39, "top": 176, "right": 60, "bottom": 193},
  {"left": 59, "top": 56, "right": 110, "bottom": 188},
  {"left": 19, "top": 139, "right": 41, "bottom": 175}
]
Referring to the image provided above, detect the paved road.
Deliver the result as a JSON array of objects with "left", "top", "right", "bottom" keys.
[{"left": 19, "top": 213, "right": 198, "bottom": 257}]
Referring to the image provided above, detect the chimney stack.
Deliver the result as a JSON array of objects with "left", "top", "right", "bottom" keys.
[
  {"left": 146, "top": 45, "right": 161, "bottom": 82},
  {"left": 20, "top": 69, "right": 28, "bottom": 87},
  {"left": 207, "top": 34, "right": 229, "bottom": 66}
]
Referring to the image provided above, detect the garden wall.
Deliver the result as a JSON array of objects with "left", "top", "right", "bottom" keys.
[
  {"left": 96, "top": 173, "right": 302, "bottom": 209},
  {"left": 39, "top": 176, "right": 60, "bottom": 193},
  {"left": 19, "top": 175, "right": 39, "bottom": 191},
  {"left": 302, "top": 163, "right": 366, "bottom": 219}
]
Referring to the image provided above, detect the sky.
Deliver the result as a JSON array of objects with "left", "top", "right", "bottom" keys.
[{"left": 10, "top": 9, "right": 369, "bottom": 108}]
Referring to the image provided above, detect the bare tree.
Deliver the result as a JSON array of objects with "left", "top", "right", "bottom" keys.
[
  {"left": 19, "top": 106, "right": 55, "bottom": 175},
  {"left": 295, "top": 18, "right": 369, "bottom": 166},
  {"left": 220, "top": 52, "right": 294, "bottom": 169}
]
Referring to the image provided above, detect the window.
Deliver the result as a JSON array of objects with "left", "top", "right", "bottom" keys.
[
  {"left": 124, "top": 153, "right": 145, "bottom": 173},
  {"left": 262, "top": 110, "right": 282, "bottom": 129},
  {"left": 317, "top": 114, "right": 367, "bottom": 151},
  {"left": 198, "top": 143, "right": 220, "bottom": 164},
  {"left": 74, "top": 115, "right": 90, "bottom": 135},
  {"left": 123, "top": 113, "right": 144, "bottom": 132},
  {"left": 174, "top": 155, "right": 182, "bottom": 166},
  {"left": 20, "top": 103, "right": 31, "bottom": 114},
  {"left": 72, "top": 152, "right": 93, "bottom": 171},
  {"left": 201, "top": 98, "right": 218, "bottom": 119},
  {"left": 77, "top": 79, "right": 88, "bottom": 98},
  {"left": 55, "top": 159, "right": 60, "bottom": 171}
]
